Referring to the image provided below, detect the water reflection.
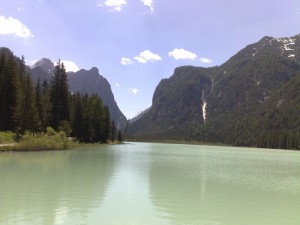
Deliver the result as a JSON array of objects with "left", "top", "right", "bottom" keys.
[
  {"left": 148, "top": 144, "right": 216, "bottom": 225},
  {"left": 148, "top": 144, "right": 300, "bottom": 225},
  {"left": 1, "top": 143, "right": 300, "bottom": 225},
  {"left": 0, "top": 146, "right": 116, "bottom": 225}
]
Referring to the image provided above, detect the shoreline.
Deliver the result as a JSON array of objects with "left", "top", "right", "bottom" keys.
[
  {"left": 0, "top": 141, "right": 123, "bottom": 152},
  {"left": 125, "top": 139, "right": 300, "bottom": 151}
]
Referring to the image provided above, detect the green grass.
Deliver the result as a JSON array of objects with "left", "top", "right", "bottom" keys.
[
  {"left": 0, "top": 131, "right": 15, "bottom": 144},
  {"left": 12, "top": 128, "right": 78, "bottom": 151}
]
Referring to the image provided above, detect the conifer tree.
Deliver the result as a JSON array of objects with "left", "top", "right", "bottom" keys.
[
  {"left": 117, "top": 130, "right": 123, "bottom": 143},
  {"left": 0, "top": 52, "right": 7, "bottom": 130},
  {"left": 72, "top": 92, "right": 84, "bottom": 141},
  {"left": 41, "top": 80, "right": 52, "bottom": 130},
  {"left": 17, "top": 73, "right": 39, "bottom": 134},
  {"left": 92, "top": 95, "right": 104, "bottom": 142},
  {"left": 102, "top": 106, "right": 110, "bottom": 143},
  {"left": 111, "top": 120, "right": 116, "bottom": 142},
  {"left": 4, "top": 55, "right": 20, "bottom": 130},
  {"left": 50, "top": 60, "right": 70, "bottom": 130}
]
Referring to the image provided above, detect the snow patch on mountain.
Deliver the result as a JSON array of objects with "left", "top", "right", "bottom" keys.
[{"left": 275, "top": 37, "right": 296, "bottom": 55}]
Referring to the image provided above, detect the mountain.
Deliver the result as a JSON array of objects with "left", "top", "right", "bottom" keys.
[
  {"left": 30, "top": 59, "right": 127, "bottom": 129},
  {"left": 128, "top": 34, "right": 300, "bottom": 149},
  {"left": 68, "top": 67, "right": 127, "bottom": 128},
  {"left": 30, "top": 58, "right": 54, "bottom": 84}
]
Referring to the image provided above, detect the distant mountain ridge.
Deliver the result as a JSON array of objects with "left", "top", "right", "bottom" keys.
[
  {"left": 30, "top": 59, "right": 127, "bottom": 129},
  {"left": 128, "top": 34, "right": 300, "bottom": 149}
]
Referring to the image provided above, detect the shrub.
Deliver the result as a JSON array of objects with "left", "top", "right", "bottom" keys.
[{"left": 13, "top": 127, "right": 77, "bottom": 151}]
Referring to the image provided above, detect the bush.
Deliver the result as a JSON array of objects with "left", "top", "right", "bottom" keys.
[
  {"left": 13, "top": 127, "right": 77, "bottom": 151},
  {"left": 58, "top": 121, "right": 72, "bottom": 137}
]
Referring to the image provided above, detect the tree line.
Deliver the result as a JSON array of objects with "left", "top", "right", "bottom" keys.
[{"left": 0, "top": 50, "right": 122, "bottom": 143}]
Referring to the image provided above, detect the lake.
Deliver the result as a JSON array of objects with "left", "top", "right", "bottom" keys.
[{"left": 0, "top": 142, "right": 300, "bottom": 225}]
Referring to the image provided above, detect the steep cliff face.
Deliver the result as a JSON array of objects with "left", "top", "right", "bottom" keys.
[
  {"left": 128, "top": 34, "right": 300, "bottom": 148},
  {"left": 128, "top": 66, "right": 213, "bottom": 138},
  {"left": 30, "top": 59, "right": 127, "bottom": 129},
  {"left": 68, "top": 67, "right": 127, "bottom": 128}
]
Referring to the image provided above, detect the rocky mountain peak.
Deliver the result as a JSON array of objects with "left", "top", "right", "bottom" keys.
[
  {"left": 32, "top": 58, "right": 54, "bottom": 74},
  {"left": 90, "top": 67, "right": 99, "bottom": 74}
]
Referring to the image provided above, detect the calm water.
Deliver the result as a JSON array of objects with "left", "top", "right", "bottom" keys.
[{"left": 1, "top": 143, "right": 300, "bottom": 225}]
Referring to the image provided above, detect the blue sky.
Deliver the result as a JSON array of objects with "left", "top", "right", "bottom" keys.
[{"left": 1, "top": 0, "right": 300, "bottom": 118}]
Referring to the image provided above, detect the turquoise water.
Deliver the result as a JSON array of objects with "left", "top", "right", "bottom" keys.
[{"left": 1, "top": 143, "right": 300, "bottom": 225}]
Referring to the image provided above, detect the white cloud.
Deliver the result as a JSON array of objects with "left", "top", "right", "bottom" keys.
[
  {"left": 101, "top": 0, "right": 127, "bottom": 11},
  {"left": 116, "top": 83, "right": 120, "bottom": 87},
  {"left": 199, "top": 57, "right": 213, "bottom": 63},
  {"left": 17, "top": 7, "right": 25, "bottom": 12},
  {"left": 134, "top": 50, "right": 161, "bottom": 63},
  {"left": 27, "top": 59, "right": 38, "bottom": 66},
  {"left": 127, "top": 88, "right": 138, "bottom": 94},
  {"left": 61, "top": 60, "right": 80, "bottom": 72},
  {"left": 168, "top": 48, "right": 197, "bottom": 60},
  {"left": 140, "top": 0, "right": 154, "bottom": 11},
  {"left": 0, "top": 16, "right": 34, "bottom": 38},
  {"left": 121, "top": 57, "right": 134, "bottom": 65}
]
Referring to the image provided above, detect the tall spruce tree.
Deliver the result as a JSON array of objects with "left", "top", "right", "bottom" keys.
[
  {"left": 72, "top": 92, "right": 84, "bottom": 141},
  {"left": 50, "top": 60, "right": 70, "bottom": 130},
  {"left": 17, "top": 73, "right": 39, "bottom": 134},
  {"left": 0, "top": 52, "right": 7, "bottom": 130},
  {"left": 111, "top": 120, "right": 116, "bottom": 142},
  {"left": 4, "top": 55, "right": 20, "bottom": 131},
  {"left": 41, "top": 80, "right": 52, "bottom": 130},
  {"left": 102, "top": 106, "right": 110, "bottom": 143}
]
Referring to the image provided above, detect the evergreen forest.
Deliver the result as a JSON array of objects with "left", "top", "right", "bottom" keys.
[{"left": 0, "top": 49, "right": 120, "bottom": 143}]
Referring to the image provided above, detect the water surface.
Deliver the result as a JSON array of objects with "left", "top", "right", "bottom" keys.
[{"left": 1, "top": 143, "right": 300, "bottom": 225}]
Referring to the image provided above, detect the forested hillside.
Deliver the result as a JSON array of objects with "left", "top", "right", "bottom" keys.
[
  {"left": 0, "top": 48, "right": 121, "bottom": 143},
  {"left": 30, "top": 59, "right": 127, "bottom": 129},
  {"left": 128, "top": 34, "right": 300, "bottom": 149}
]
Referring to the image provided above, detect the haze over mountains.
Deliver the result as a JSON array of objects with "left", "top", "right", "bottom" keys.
[
  {"left": 127, "top": 34, "right": 300, "bottom": 149},
  {"left": 30, "top": 59, "right": 127, "bottom": 129},
  {"left": 1, "top": 33, "right": 299, "bottom": 149}
]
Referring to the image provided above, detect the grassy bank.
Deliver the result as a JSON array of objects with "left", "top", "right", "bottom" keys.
[
  {"left": 1, "top": 128, "right": 78, "bottom": 151},
  {"left": 14, "top": 128, "right": 77, "bottom": 151},
  {"left": 0, "top": 131, "right": 15, "bottom": 144},
  {"left": 0, "top": 128, "right": 122, "bottom": 152}
]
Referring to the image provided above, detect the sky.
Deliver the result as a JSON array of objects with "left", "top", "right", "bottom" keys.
[{"left": 1, "top": 0, "right": 300, "bottom": 118}]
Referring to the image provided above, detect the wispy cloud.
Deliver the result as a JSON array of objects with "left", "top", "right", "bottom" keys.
[
  {"left": 98, "top": 0, "right": 127, "bottom": 11},
  {"left": 0, "top": 16, "right": 34, "bottom": 38},
  {"left": 127, "top": 88, "right": 139, "bottom": 94},
  {"left": 121, "top": 57, "right": 134, "bottom": 65},
  {"left": 140, "top": 0, "right": 154, "bottom": 11},
  {"left": 199, "top": 57, "right": 213, "bottom": 63},
  {"left": 17, "top": 7, "right": 25, "bottom": 12},
  {"left": 134, "top": 50, "right": 161, "bottom": 63},
  {"left": 168, "top": 48, "right": 197, "bottom": 60},
  {"left": 116, "top": 83, "right": 120, "bottom": 87}
]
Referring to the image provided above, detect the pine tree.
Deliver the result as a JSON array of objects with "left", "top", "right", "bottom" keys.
[
  {"left": 111, "top": 120, "right": 116, "bottom": 142},
  {"left": 0, "top": 52, "right": 7, "bottom": 130},
  {"left": 81, "top": 93, "right": 92, "bottom": 142},
  {"left": 35, "top": 78, "right": 42, "bottom": 130},
  {"left": 72, "top": 92, "right": 84, "bottom": 141},
  {"left": 4, "top": 55, "right": 20, "bottom": 131},
  {"left": 117, "top": 130, "right": 123, "bottom": 143},
  {"left": 50, "top": 60, "right": 70, "bottom": 130},
  {"left": 102, "top": 106, "right": 110, "bottom": 143},
  {"left": 17, "top": 73, "right": 39, "bottom": 134},
  {"left": 41, "top": 80, "right": 52, "bottom": 130}
]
